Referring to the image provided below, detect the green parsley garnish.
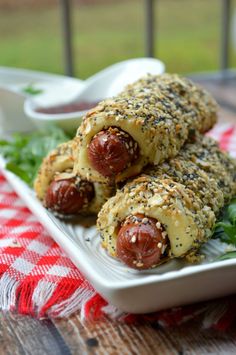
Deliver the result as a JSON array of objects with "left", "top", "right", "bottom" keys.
[
  {"left": 212, "top": 198, "right": 236, "bottom": 260},
  {"left": 0, "top": 126, "right": 74, "bottom": 186},
  {"left": 22, "top": 84, "right": 43, "bottom": 96}
]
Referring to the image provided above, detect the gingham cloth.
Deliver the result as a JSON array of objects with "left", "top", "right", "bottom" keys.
[{"left": 0, "top": 123, "right": 236, "bottom": 328}]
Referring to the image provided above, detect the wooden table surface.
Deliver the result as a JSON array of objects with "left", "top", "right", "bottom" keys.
[{"left": 1, "top": 75, "right": 236, "bottom": 355}]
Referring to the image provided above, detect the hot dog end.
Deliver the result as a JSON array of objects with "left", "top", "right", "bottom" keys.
[
  {"left": 117, "top": 214, "right": 169, "bottom": 269},
  {"left": 45, "top": 177, "right": 95, "bottom": 216},
  {"left": 34, "top": 141, "right": 114, "bottom": 218},
  {"left": 88, "top": 127, "right": 139, "bottom": 178},
  {"left": 74, "top": 73, "right": 217, "bottom": 183},
  {"left": 97, "top": 136, "right": 236, "bottom": 269}
]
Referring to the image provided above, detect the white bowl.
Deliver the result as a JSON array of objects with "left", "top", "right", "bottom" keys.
[
  {"left": 0, "top": 67, "right": 84, "bottom": 134},
  {"left": 24, "top": 100, "right": 88, "bottom": 132},
  {"left": 24, "top": 57, "right": 165, "bottom": 131}
]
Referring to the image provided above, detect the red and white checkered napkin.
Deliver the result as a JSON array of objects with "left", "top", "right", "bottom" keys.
[{"left": 0, "top": 123, "right": 236, "bottom": 329}]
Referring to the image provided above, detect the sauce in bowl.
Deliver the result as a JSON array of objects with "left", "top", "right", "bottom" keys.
[{"left": 36, "top": 101, "right": 99, "bottom": 114}]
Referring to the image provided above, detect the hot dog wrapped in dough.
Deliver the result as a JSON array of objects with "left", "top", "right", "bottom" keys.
[
  {"left": 74, "top": 74, "right": 217, "bottom": 183},
  {"left": 34, "top": 140, "right": 113, "bottom": 217},
  {"left": 179, "top": 136, "right": 236, "bottom": 203},
  {"left": 97, "top": 136, "right": 236, "bottom": 269}
]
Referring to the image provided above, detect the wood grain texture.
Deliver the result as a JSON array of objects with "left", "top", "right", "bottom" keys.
[
  {"left": 53, "top": 315, "right": 236, "bottom": 355},
  {"left": 1, "top": 312, "right": 236, "bottom": 355},
  {"left": 0, "top": 313, "right": 71, "bottom": 355}
]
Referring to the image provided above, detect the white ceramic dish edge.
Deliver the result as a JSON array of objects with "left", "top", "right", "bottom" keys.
[
  {"left": 0, "top": 67, "right": 85, "bottom": 133},
  {"left": 1, "top": 157, "right": 236, "bottom": 314},
  {"left": 23, "top": 58, "right": 165, "bottom": 131}
]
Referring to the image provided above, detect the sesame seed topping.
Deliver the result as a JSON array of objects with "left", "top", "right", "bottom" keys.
[
  {"left": 136, "top": 262, "right": 144, "bottom": 267},
  {"left": 162, "top": 231, "right": 167, "bottom": 238}
]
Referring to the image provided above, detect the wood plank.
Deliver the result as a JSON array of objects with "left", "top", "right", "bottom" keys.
[
  {"left": 1, "top": 311, "right": 236, "bottom": 355},
  {"left": 53, "top": 315, "right": 236, "bottom": 355},
  {"left": 0, "top": 312, "right": 71, "bottom": 355},
  {"left": 53, "top": 315, "right": 179, "bottom": 355},
  {"left": 164, "top": 322, "right": 236, "bottom": 354}
]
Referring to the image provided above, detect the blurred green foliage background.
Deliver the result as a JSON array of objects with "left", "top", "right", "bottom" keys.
[{"left": 0, "top": 0, "right": 236, "bottom": 79}]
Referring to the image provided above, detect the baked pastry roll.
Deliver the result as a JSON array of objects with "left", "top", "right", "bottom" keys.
[
  {"left": 97, "top": 136, "right": 236, "bottom": 269},
  {"left": 179, "top": 135, "right": 236, "bottom": 203},
  {"left": 74, "top": 74, "right": 217, "bottom": 183},
  {"left": 34, "top": 140, "right": 113, "bottom": 217}
]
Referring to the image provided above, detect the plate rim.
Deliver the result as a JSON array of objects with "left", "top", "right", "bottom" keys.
[{"left": 1, "top": 159, "right": 236, "bottom": 292}]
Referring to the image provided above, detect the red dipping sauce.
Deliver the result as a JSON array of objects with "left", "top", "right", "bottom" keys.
[{"left": 36, "top": 101, "right": 99, "bottom": 114}]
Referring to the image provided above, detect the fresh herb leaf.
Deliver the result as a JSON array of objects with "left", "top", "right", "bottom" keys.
[
  {"left": 0, "top": 125, "right": 74, "bottom": 187},
  {"left": 215, "top": 222, "right": 236, "bottom": 242},
  {"left": 0, "top": 140, "right": 9, "bottom": 146},
  {"left": 213, "top": 198, "right": 236, "bottom": 247},
  {"left": 212, "top": 198, "right": 236, "bottom": 261},
  {"left": 22, "top": 84, "right": 43, "bottom": 96},
  {"left": 6, "top": 162, "right": 32, "bottom": 184},
  {"left": 216, "top": 251, "right": 236, "bottom": 261}
]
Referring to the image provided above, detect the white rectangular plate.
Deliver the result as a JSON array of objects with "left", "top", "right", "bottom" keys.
[{"left": 1, "top": 157, "right": 236, "bottom": 314}]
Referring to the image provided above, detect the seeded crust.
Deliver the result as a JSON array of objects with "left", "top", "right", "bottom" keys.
[
  {"left": 34, "top": 140, "right": 114, "bottom": 215},
  {"left": 97, "top": 136, "right": 236, "bottom": 264},
  {"left": 180, "top": 135, "right": 236, "bottom": 203},
  {"left": 74, "top": 73, "right": 217, "bottom": 183},
  {"left": 146, "top": 159, "right": 224, "bottom": 214}
]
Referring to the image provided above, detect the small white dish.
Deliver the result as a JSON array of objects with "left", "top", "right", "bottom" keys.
[
  {"left": 24, "top": 99, "right": 88, "bottom": 132},
  {"left": 0, "top": 67, "right": 84, "bottom": 134},
  {"left": 1, "top": 156, "right": 236, "bottom": 314},
  {"left": 24, "top": 58, "right": 165, "bottom": 131},
  {"left": 0, "top": 66, "right": 84, "bottom": 100}
]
